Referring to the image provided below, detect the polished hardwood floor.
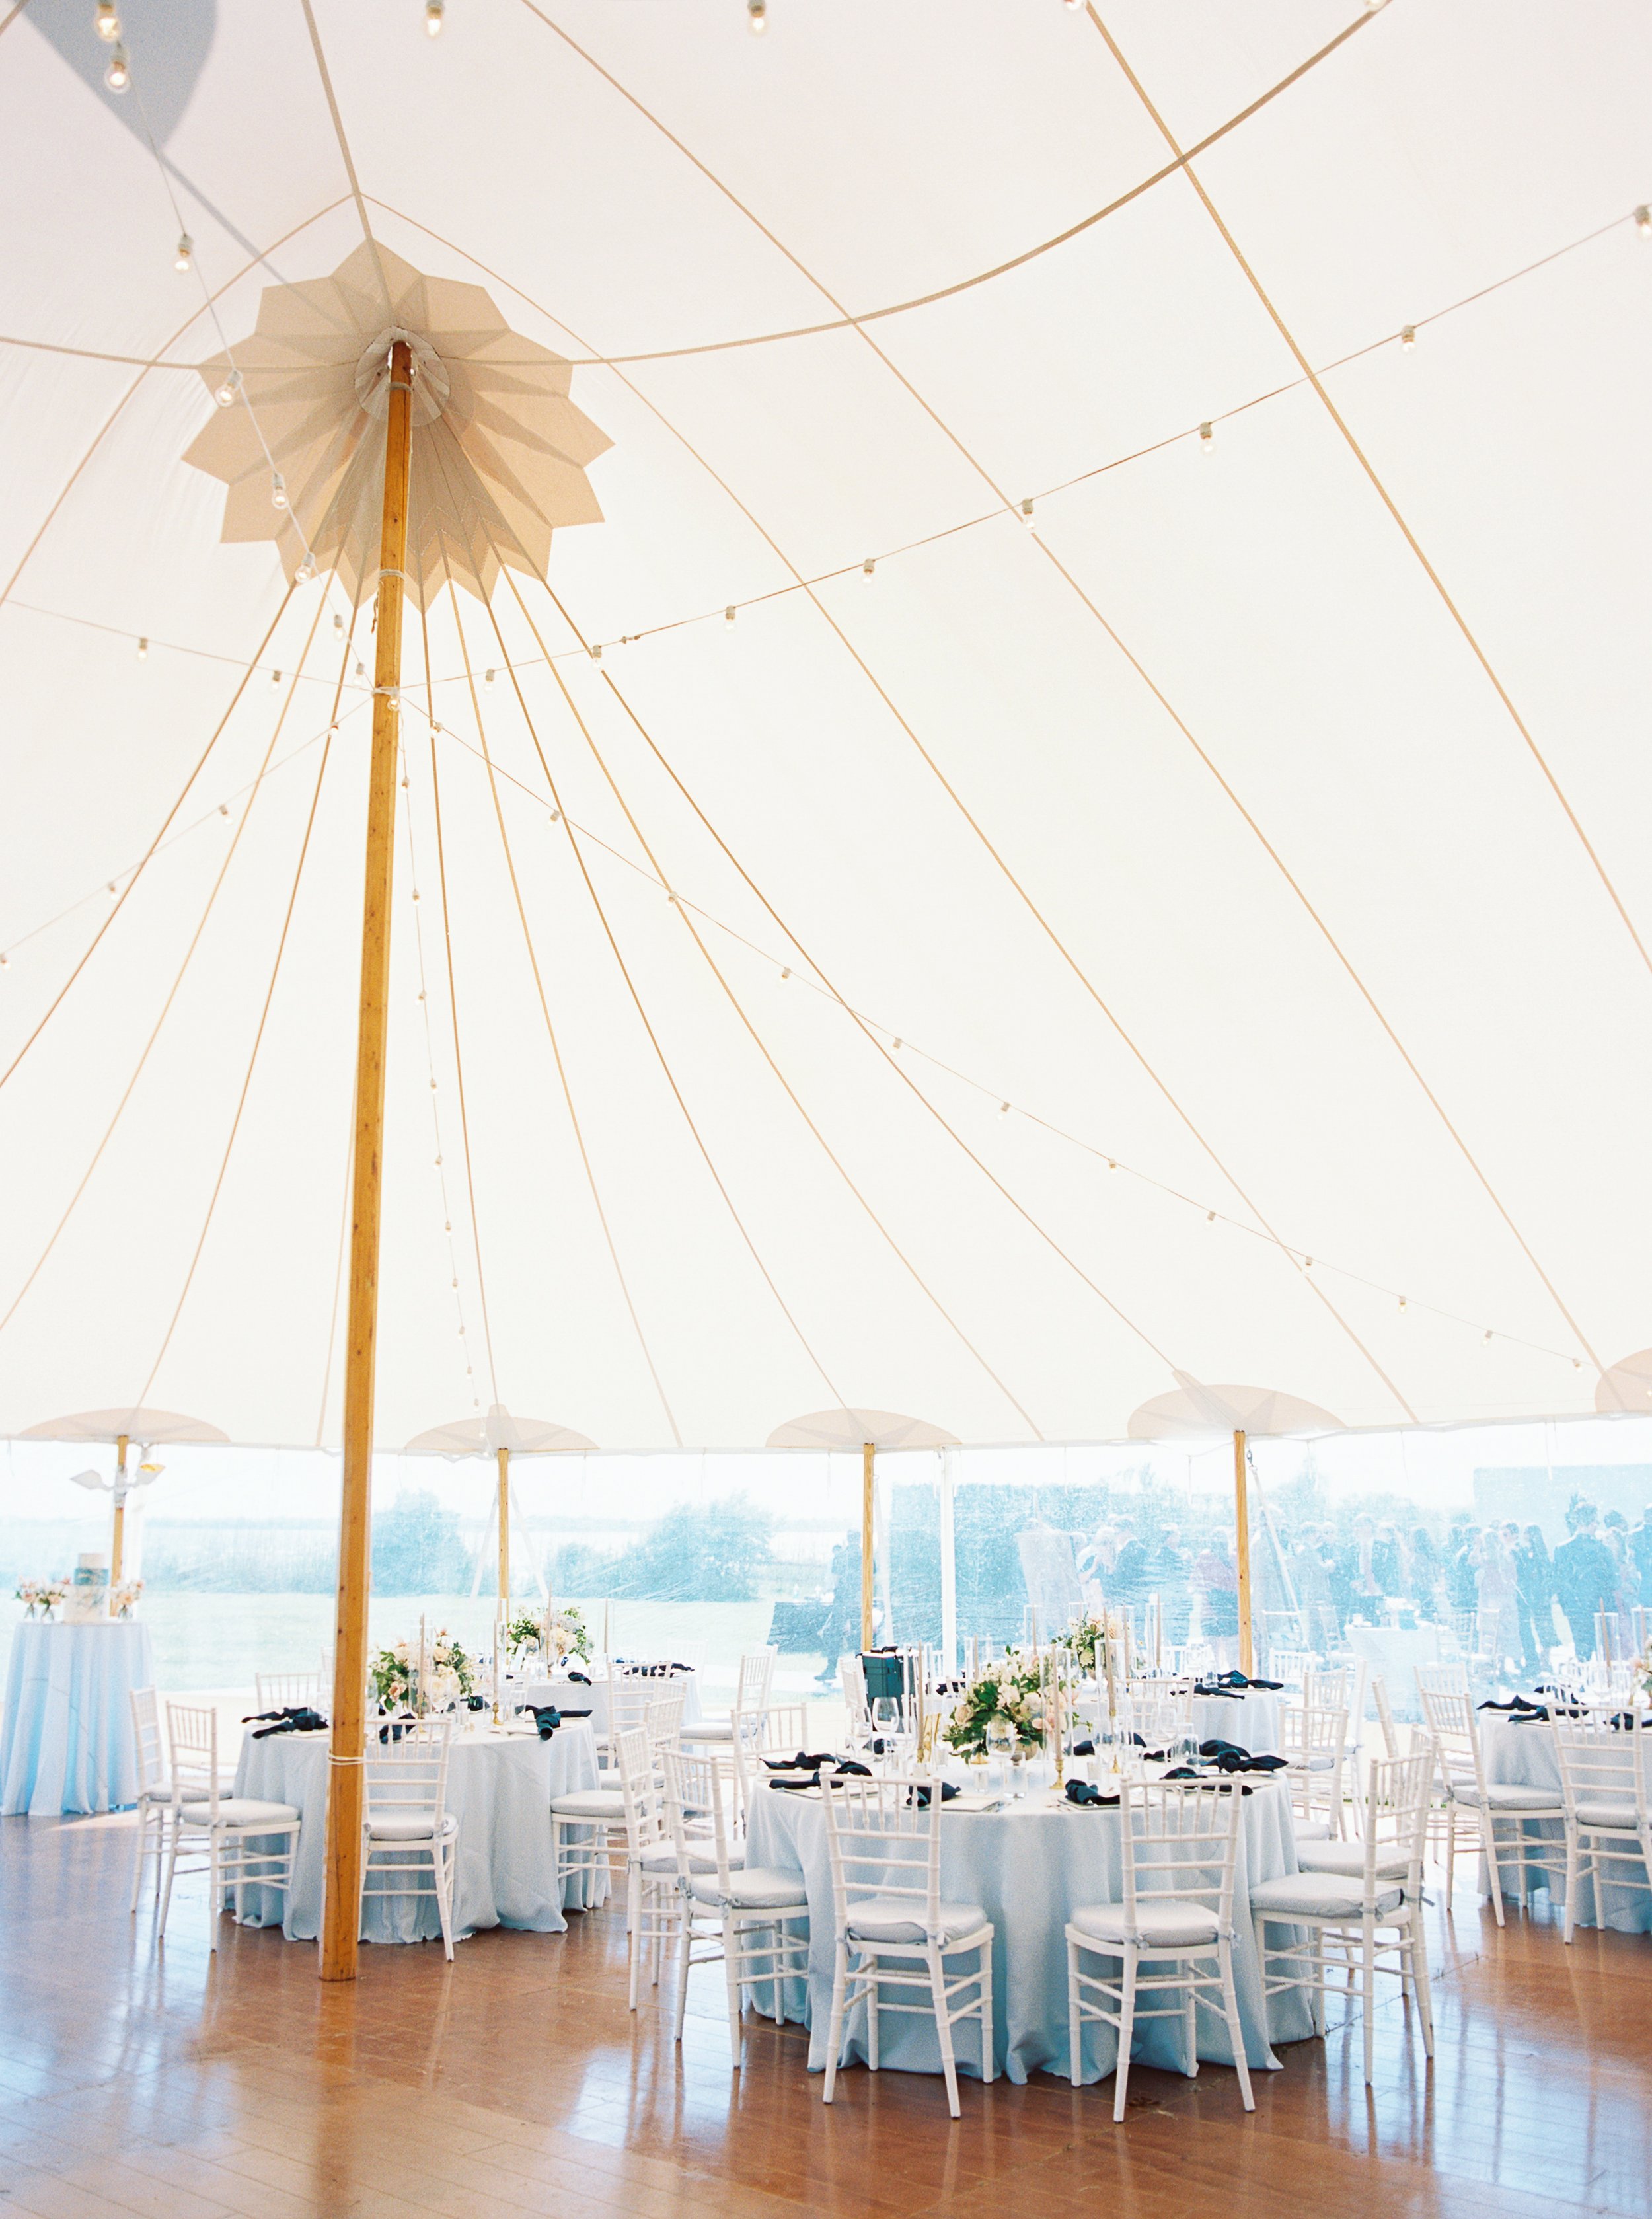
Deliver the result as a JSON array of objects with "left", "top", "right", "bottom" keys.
[{"left": 1, "top": 1811, "right": 1648, "bottom": 2219}]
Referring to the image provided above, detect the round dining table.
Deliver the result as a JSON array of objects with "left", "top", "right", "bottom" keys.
[
  {"left": 743, "top": 1768, "right": 1314, "bottom": 2086},
  {"left": 1, "top": 1619, "right": 153, "bottom": 1816},
  {"left": 513, "top": 1667, "right": 701, "bottom": 1741},
  {"left": 231, "top": 1717, "right": 600, "bottom": 1943},
  {"left": 1480, "top": 1715, "right": 1651, "bottom": 1933}
]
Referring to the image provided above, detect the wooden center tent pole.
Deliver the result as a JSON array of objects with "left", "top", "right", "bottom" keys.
[
  {"left": 860, "top": 1440, "right": 875, "bottom": 1651},
  {"left": 1234, "top": 1427, "right": 1254, "bottom": 1677},
  {"left": 321, "top": 339, "right": 414, "bottom": 1984}
]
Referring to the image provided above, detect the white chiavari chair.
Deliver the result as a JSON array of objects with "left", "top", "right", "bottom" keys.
[
  {"left": 822, "top": 1771, "right": 995, "bottom": 2119},
  {"left": 254, "top": 1671, "right": 323, "bottom": 1711},
  {"left": 359, "top": 1712, "right": 458, "bottom": 1959},
  {"left": 1552, "top": 1713, "right": 1652, "bottom": 1943},
  {"left": 1252, "top": 1747, "right": 1435, "bottom": 2086},
  {"left": 664, "top": 1745, "right": 807, "bottom": 2069},
  {"left": 1280, "top": 1702, "right": 1349, "bottom": 1840},
  {"left": 1417, "top": 1683, "right": 1563, "bottom": 1922},
  {"left": 158, "top": 1703, "right": 300, "bottom": 1950},
  {"left": 1067, "top": 1778, "right": 1253, "bottom": 2122}
]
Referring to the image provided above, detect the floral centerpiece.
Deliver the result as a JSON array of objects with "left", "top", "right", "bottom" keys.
[
  {"left": 111, "top": 1579, "right": 143, "bottom": 1620},
  {"left": 1055, "top": 1610, "right": 1113, "bottom": 1677},
  {"left": 942, "top": 1651, "right": 1047, "bottom": 1756},
  {"left": 370, "top": 1630, "right": 476, "bottom": 1712},
  {"left": 14, "top": 1579, "right": 69, "bottom": 1620},
  {"left": 504, "top": 1606, "right": 591, "bottom": 1666}
]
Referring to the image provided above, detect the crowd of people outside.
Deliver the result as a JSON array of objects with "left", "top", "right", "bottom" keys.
[{"left": 1071, "top": 1492, "right": 1652, "bottom": 1672}]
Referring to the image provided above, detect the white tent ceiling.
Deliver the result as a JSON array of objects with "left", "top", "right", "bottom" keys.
[{"left": 1, "top": 0, "right": 1648, "bottom": 1452}]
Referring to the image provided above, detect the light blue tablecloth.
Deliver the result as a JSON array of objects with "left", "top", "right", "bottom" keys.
[
  {"left": 1191, "top": 1690, "right": 1281, "bottom": 1754},
  {"left": 231, "top": 1719, "right": 600, "bottom": 1942},
  {"left": 1, "top": 1620, "right": 153, "bottom": 1816},
  {"left": 743, "top": 1774, "right": 1312, "bottom": 2086},
  {"left": 1481, "top": 1717, "right": 1650, "bottom": 1932}
]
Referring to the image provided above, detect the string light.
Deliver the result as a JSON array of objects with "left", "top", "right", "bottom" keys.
[
  {"left": 548, "top": 808, "right": 561, "bottom": 823},
  {"left": 1398, "top": 1296, "right": 1408, "bottom": 1312},
  {"left": 354, "top": 659, "right": 365, "bottom": 680},
  {"left": 213, "top": 368, "right": 241, "bottom": 408},
  {"left": 217, "top": 804, "right": 229, "bottom": 818},
  {"left": 94, "top": 3, "right": 121, "bottom": 40},
  {"left": 332, "top": 612, "right": 345, "bottom": 638},
  {"left": 1637, "top": 206, "right": 1651, "bottom": 237},
  {"left": 483, "top": 667, "right": 496, "bottom": 689},
  {"left": 135, "top": 637, "right": 148, "bottom": 661},
  {"left": 589, "top": 642, "right": 602, "bottom": 662},
  {"left": 270, "top": 669, "right": 282, "bottom": 689},
  {"left": 1483, "top": 1329, "right": 1494, "bottom": 1345},
  {"left": 0, "top": 954, "right": 9, "bottom": 971},
  {"left": 411, "top": 887, "right": 421, "bottom": 903},
  {"left": 434, "top": 1154, "right": 443, "bottom": 1168},
  {"left": 862, "top": 558, "right": 876, "bottom": 583},
  {"left": 1206, "top": 1209, "right": 1216, "bottom": 1222},
  {"left": 724, "top": 604, "right": 737, "bottom": 628},
  {"left": 106, "top": 882, "right": 118, "bottom": 900},
  {"left": 103, "top": 42, "right": 130, "bottom": 93},
  {"left": 173, "top": 234, "right": 193, "bottom": 274},
  {"left": 998, "top": 1101, "right": 1011, "bottom": 1117},
  {"left": 747, "top": 0, "right": 767, "bottom": 30},
  {"left": 1400, "top": 324, "right": 1416, "bottom": 350},
  {"left": 425, "top": 0, "right": 445, "bottom": 32},
  {"left": 1198, "top": 421, "right": 1213, "bottom": 453},
  {"left": 779, "top": 967, "right": 791, "bottom": 984},
  {"left": 270, "top": 472, "right": 287, "bottom": 510},
  {"left": 1019, "top": 498, "right": 1035, "bottom": 528},
  {"left": 296, "top": 553, "right": 316, "bottom": 582}
]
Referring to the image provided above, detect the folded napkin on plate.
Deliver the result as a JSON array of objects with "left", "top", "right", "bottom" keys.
[
  {"left": 1480, "top": 1694, "right": 1545, "bottom": 1712},
  {"left": 528, "top": 1705, "right": 562, "bottom": 1739},
  {"left": 909, "top": 1782, "right": 960, "bottom": 1809},
  {"left": 1211, "top": 1670, "right": 1284, "bottom": 1692},
  {"left": 1162, "top": 1766, "right": 1253, "bottom": 1794},
  {"left": 1065, "top": 1780, "right": 1121, "bottom": 1807},
  {"left": 1199, "top": 1739, "right": 1285, "bottom": 1772},
  {"left": 250, "top": 1705, "right": 330, "bottom": 1739},
  {"left": 763, "top": 1752, "right": 839, "bottom": 1772},
  {"left": 564, "top": 1670, "right": 591, "bottom": 1685}
]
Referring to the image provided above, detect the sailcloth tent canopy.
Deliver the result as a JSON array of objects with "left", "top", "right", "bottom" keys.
[{"left": 1, "top": 1, "right": 1649, "bottom": 1452}]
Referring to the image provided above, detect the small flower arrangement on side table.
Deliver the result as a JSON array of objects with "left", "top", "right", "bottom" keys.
[{"left": 14, "top": 1579, "right": 69, "bottom": 1620}]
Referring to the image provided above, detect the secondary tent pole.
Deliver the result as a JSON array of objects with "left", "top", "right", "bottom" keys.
[
  {"left": 110, "top": 1432, "right": 130, "bottom": 1584},
  {"left": 1233, "top": 1427, "right": 1254, "bottom": 1678},
  {"left": 496, "top": 1445, "right": 510, "bottom": 1621},
  {"left": 860, "top": 1441, "right": 875, "bottom": 1651},
  {"left": 321, "top": 339, "right": 414, "bottom": 1984}
]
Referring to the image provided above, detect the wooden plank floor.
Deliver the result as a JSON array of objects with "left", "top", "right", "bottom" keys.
[{"left": 1, "top": 1811, "right": 1648, "bottom": 2219}]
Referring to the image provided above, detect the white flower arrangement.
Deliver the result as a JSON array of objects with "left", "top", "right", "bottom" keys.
[
  {"left": 14, "top": 1579, "right": 69, "bottom": 1618},
  {"left": 111, "top": 1579, "right": 142, "bottom": 1619}
]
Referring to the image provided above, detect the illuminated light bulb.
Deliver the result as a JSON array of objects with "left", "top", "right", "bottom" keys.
[
  {"left": 1483, "top": 1329, "right": 1493, "bottom": 1345},
  {"left": 1064, "top": 0, "right": 1082, "bottom": 9},
  {"left": 724, "top": 605, "right": 737, "bottom": 628},
  {"left": 862, "top": 557, "right": 875, "bottom": 583},
  {"left": 174, "top": 233, "right": 193, "bottom": 273},
  {"left": 483, "top": 668, "right": 496, "bottom": 689},
  {"left": 104, "top": 41, "right": 130, "bottom": 91},
  {"left": 434, "top": 1154, "right": 443, "bottom": 1167},
  {"left": 451, "top": 1277, "right": 458, "bottom": 1290},
  {"left": 296, "top": 553, "right": 316, "bottom": 582},
  {"left": 1198, "top": 420, "right": 1213, "bottom": 453},
  {"left": 747, "top": 0, "right": 767, "bottom": 30},
  {"left": 589, "top": 642, "right": 602, "bottom": 662},
  {"left": 95, "top": 3, "right": 121, "bottom": 41},
  {"left": 213, "top": 367, "right": 241, "bottom": 408},
  {"left": 425, "top": 0, "right": 444, "bottom": 32},
  {"left": 135, "top": 636, "right": 148, "bottom": 661},
  {"left": 1304, "top": 1256, "right": 1314, "bottom": 1269},
  {"left": 1398, "top": 1296, "right": 1408, "bottom": 1312},
  {"left": 1637, "top": 205, "right": 1651, "bottom": 237},
  {"left": 411, "top": 887, "right": 421, "bottom": 902},
  {"left": 1573, "top": 1357, "right": 1583, "bottom": 1371},
  {"left": 332, "top": 612, "right": 345, "bottom": 638},
  {"left": 779, "top": 967, "right": 791, "bottom": 984},
  {"left": 1207, "top": 1210, "right": 1216, "bottom": 1223},
  {"left": 270, "top": 472, "right": 287, "bottom": 510},
  {"left": 548, "top": 808, "right": 561, "bottom": 823},
  {"left": 355, "top": 659, "right": 365, "bottom": 679},
  {"left": 1107, "top": 1159, "right": 1116, "bottom": 1171},
  {"left": 430, "top": 1077, "right": 437, "bottom": 1090},
  {"left": 891, "top": 1037, "right": 902, "bottom": 1051},
  {"left": 217, "top": 803, "right": 229, "bottom": 819},
  {"left": 457, "top": 1323, "right": 465, "bottom": 1337},
  {"left": 998, "top": 1102, "right": 1011, "bottom": 1118},
  {"left": 417, "top": 989, "right": 426, "bottom": 1003},
  {"left": 1019, "top": 498, "right": 1035, "bottom": 527},
  {"left": 1400, "top": 324, "right": 1416, "bottom": 350},
  {"left": 270, "top": 669, "right": 282, "bottom": 689},
  {"left": 107, "top": 882, "right": 118, "bottom": 899}
]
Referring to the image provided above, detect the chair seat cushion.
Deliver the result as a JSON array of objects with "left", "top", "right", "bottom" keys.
[
  {"left": 365, "top": 1813, "right": 459, "bottom": 1842},
  {"left": 1575, "top": 1798, "right": 1641, "bottom": 1829},
  {"left": 845, "top": 1897, "right": 989, "bottom": 1946},
  {"left": 1293, "top": 1820, "right": 1333, "bottom": 1842},
  {"left": 1295, "top": 1839, "right": 1411, "bottom": 1881},
  {"left": 143, "top": 1777, "right": 234, "bottom": 1803},
  {"left": 1069, "top": 1899, "right": 1219, "bottom": 1949},
  {"left": 177, "top": 1798, "right": 299, "bottom": 1830},
  {"left": 1250, "top": 1873, "right": 1404, "bottom": 1921},
  {"left": 1283, "top": 1754, "right": 1337, "bottom": 1772},
  {"left": 687, "top": 1865, "right": 809, "bottom": 1911},
  {"left": 680, "top": 1720, "right": 736, "bottom": 1743},
  {"left": 550, "top": 1789, "right": 626, "bottom": 1820},
  {"left": 1449, "top": 1782, "right": 1562, "bottom": 1811}
]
